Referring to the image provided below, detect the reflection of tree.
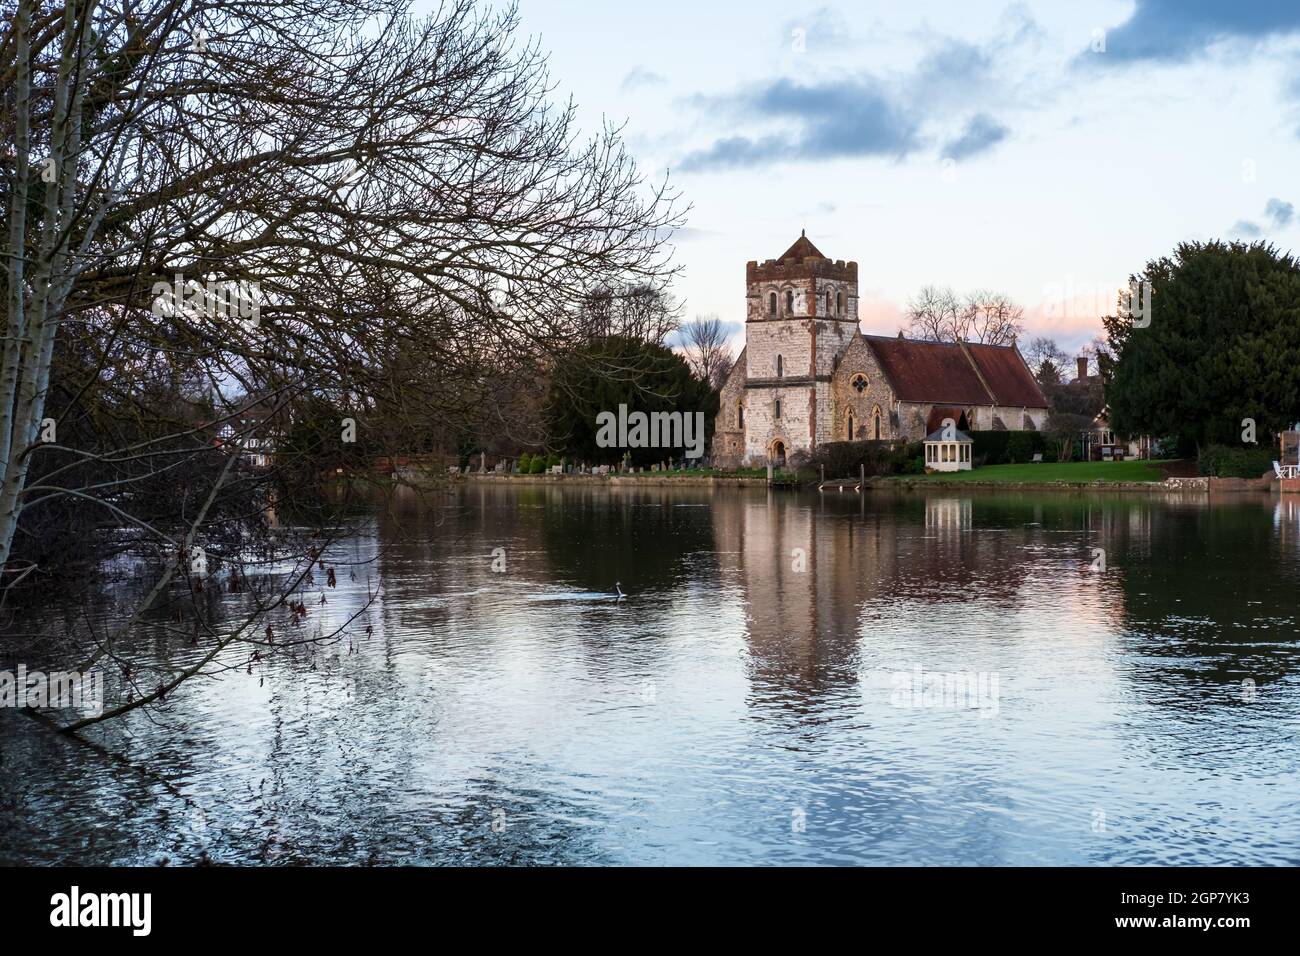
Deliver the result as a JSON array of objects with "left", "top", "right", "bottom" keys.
[
  {"left": 535, "top": 485, "right": 719, "bottom": 594},
  {"left": 1110, "top": 493, "right": 1297, "bottom": 691}
]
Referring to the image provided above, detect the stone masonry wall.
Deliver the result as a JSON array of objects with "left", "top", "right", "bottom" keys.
[
  {"left": 831, "top": 334, "right": 898, "bottom": 441},
  {"left": 711, "top": 347, "right": 747, "bottom": 468}
]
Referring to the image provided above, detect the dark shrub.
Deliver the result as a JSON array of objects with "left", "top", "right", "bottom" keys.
[
  {"left": 810, "top": 440, "right": 922, "bottom": 477},
  {"left": 1197, "top": 445, "right": 1273, "bottom": 478},
  {"left": 1006, "top": 431, "right": 1035, "bottom": 464},
  {"left": 973, "top": 430, "right": 1046, "bottom": 464}
]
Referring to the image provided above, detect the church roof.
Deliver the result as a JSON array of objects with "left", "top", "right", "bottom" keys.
[
  {"left": 865, "top": 336, "right": 991, "bottom": 405},
  {"left": 965, "top": 343, "right": 1049, "bottom": 408},
  {"left": 863, "top": 336, "right": 1048, "bottom": 408},
  {"left": 777, "top": 232, "right": 825, "bottom": 262},
  {"left": 926, "top": 406, "right": 969, "bottom": 433}
]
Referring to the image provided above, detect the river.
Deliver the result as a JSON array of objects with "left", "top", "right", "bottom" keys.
[{"left": 2, "top": 484, "right": 1298, "bottom": 865}]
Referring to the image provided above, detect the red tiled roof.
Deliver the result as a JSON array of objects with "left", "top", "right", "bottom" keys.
[
  {"left": 964, "top": 343, "right": 1049, "bottom": 408},
  {"left": 864, "top": 336, "right": 1047, "bottom": 409},
  {"left": 864, "top": 336, "right": 991, "bottom": 404},
  {"left": 777, "top": 233, "right": 825, "bottom": 262},
  {"left": 926, "top": 406, "right": 970, "bottom": 433}
]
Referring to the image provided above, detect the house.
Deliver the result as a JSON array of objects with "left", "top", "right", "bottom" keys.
[
  {"left": 711, "top": 233, "right": 1049, "bottom": 467},
  {"left": 1085, "top": 406, "right": 1151, "bottom": 462}
]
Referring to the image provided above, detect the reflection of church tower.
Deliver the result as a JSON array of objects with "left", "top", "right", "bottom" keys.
[
  {"left": 712, "top": 492, "right": 898, "bottom": 702},
  {"left": 742, "top": 234, "right": 858, "bottom": 463}
]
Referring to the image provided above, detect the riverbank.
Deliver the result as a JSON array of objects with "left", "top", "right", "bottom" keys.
[
  {"left": 444, "top": 463, "right": 1268, "bottom": 494},
  {"left": 459, "top": 472, "right": 773, "bottom": 487}
]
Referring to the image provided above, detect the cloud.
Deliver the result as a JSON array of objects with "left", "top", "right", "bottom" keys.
[
  {"left": 665, "top": 320, "right": 743, "bottom": 349},
  {"left": 941, "top": 113, "right": 1009, "bottom": 160},
  {"left": 782, "top": 7, "right": 853, "bottom": 52},
  {"left": 677, "top": 12, "right": 1043, "bottom": 173},
  {"left": 1229, "top": 199, "right": 1295, "bottom": 238},
  {"left": 678, "top": 77, "right": 919, "bottom": 171},
  {"left": 668, "top": 226, "right": 719, "bottom": 243},
  {"left": 1265, "top": 197, "right": 1295, "bottom": 228},
  {"left": 621, "top": 67, "right": 666, "bottom": 92},
  {"left": 911, "top": 38, "right": 996, "bottom": 108},
  {"left": 1086, "top": 0, "right": 1300, "bottom": 64}
]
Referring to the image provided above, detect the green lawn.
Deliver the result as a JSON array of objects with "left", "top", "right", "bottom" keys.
[{"left": 905, "top": 459, "right": 1170, "bottom": 483}]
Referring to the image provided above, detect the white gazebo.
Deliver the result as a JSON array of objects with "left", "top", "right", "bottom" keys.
[{"left": 923, "top": 427, "right": 973, "bottom": 472}]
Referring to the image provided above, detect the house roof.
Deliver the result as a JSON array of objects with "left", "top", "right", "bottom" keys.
[
  {"left": 924, "top": 427, "right": 972, "bottom": 443},
  {"left": 777, "top": 232, "right": 825, "bottom": 262},
  {"left": 863, "top": 335, "right": 1048, "bottom": 409}
]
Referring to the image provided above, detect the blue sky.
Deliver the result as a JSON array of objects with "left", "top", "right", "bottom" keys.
[{"left": 439, "top": 1, "right": 1300, "bottom": 355}]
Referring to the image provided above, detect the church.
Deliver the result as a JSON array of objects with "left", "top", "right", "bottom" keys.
[{"left": 711, "top": 234, "right": 1049, "bottom": 467}]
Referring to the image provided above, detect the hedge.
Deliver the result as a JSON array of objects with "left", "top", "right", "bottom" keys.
[
  {"left": 807, "top": 440, "right": 924, "bottom": 478},
  {"left": 1197, "top": 445, "right": 1273, "bottom": 479},
  {"left": 972, "top": 430, "right": 1049, "bottom": 465}
]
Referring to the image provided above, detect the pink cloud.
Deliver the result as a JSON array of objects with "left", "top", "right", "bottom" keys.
[{"left": 856, "top": 290, "right": 906, "bottom": 336}]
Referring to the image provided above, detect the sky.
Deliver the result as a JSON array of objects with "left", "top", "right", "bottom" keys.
[{"left": 428, "top": 0, "right": 1300, "bottom": 356}]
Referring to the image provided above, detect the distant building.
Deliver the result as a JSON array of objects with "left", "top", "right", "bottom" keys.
[
  {"left": 712, "top": 234, "right": 1048, "bottom": 467},
  {"left": 1087, "top": 406, "right": 1151, "bottom": 461},
  {"left": 213, "top": 405, "right": 277, "bottom": 469}
]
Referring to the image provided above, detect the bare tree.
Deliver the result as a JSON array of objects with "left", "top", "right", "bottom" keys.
[
  {"left": 904, "top": 286, "right": 1023, "bottom": 346},
  {"left": 957, "top": 290, "right": 1025, "bottom": 346},
  {"left": 0, "top": 0, "right": 683, "bottom": 727},
  {"left": 680, "top": 314, "right": 733, "bottom": 388},
  {"left": 903, "top": 285, "right": 960, "bottom": 341},
  {"left": 1024, "top": 336, "right": 1070, "bottom": 383}
]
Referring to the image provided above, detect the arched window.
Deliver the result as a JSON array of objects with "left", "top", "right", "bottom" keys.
[
  {"left": 847, "top": 413, "right": 854, "bottom": 440},
  {"left": 826, "top": 291, "right": 833, "bottom": 315},
  {"left": 874, "top": 409, "right": 882, "bottom": 440},
  {"left": 774, "top": 398, "right": 782, "bottom": 419},
  {"left": 785, "top": 290, "right": 793, "bottom": 314},
  {"left": 737, "top": 403, "right": 744, "bottom": 428},
  {"left": 775, "top": 354, "right": 783, "bottom": 378},
  {"left": 768, "top": 292, "right": 777, "bottom": 316},
  {"left": 836, "top": 291, "right": 844, "bottom": 315}
]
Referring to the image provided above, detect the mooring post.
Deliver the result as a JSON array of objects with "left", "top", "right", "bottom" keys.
[{"left": 860, "top": 462, "right": 865, "bottom": 490}]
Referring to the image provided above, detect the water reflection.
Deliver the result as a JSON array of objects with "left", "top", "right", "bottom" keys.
[{"left": 2, "top": 485, "right": 1299, "bottom": 865}]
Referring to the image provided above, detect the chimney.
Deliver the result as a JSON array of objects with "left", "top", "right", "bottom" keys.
[{"left": 1077, "top": 356, "right": 1088, "bottom": 381}]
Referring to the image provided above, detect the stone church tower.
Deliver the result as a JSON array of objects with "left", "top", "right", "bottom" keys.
[
  {"left": 711, "top": 232, "right": 1048, "bottom": 468},
  {"left": 732, "top": 232, "right": 858, "bottom": 463}
]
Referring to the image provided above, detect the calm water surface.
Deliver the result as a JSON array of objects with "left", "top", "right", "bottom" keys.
[{"left": 3, "top": 485, "right": 1300, "bottom": 865}]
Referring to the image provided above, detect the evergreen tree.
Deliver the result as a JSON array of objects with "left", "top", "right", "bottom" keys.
[
  {"left": 543, "top": 336, "right": 718, "bottom": 466},
  {"left": 1103, "top": 241, "right": 1300, "bottom": 451}
]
